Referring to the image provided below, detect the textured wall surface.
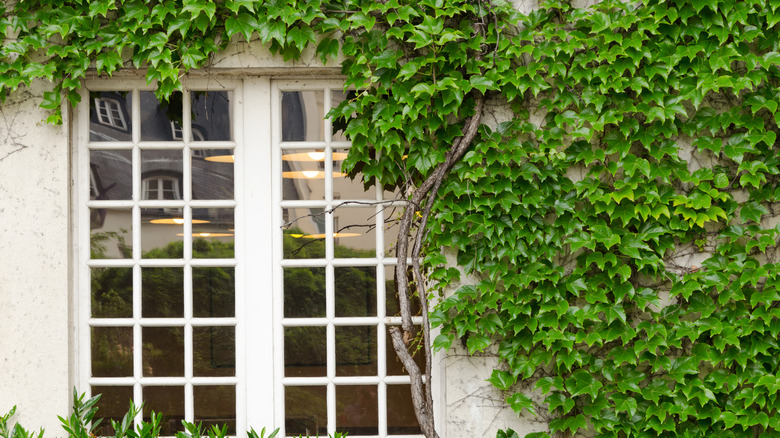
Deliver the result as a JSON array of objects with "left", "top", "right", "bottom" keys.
[{"left": 0, "top": 80, "right": 72, "bottom": 432}]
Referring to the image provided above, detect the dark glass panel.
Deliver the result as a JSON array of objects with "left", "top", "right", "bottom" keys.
[
  {"left": 140, "top": 91, "right": 182, "bottom": 142},
  {"left": 90, "top": 92, "right": 132, "bottom": 142},
  {"left": 143, "top": 386, "right": 185, "bottom": 435},
  {"left": 90, "top": 208, "right": 132, "bottom": 259},
  {"left": 335, "top": 266, "right": 376, "bottom": 317},
  {"left": 142, "top": 327, "right": 184, "bottom": 377},
  {"left": 91, "top": 267, "right": 132, "bottom": 318},
  {"left": 283, "top": 208, "right": 326, "bottom": 260},
  {"left": 336, "top": 385, "right": 378, "bottom": 436},
  {"left": 90, "top": 150, "right": 132, "bottom": 200},
  {"left": 194, "top": 386, "right": 236, "bottom": 434},
  {"left": 281, "top": 91, "right": 324, "bottom": 142},
  {"left": 191, "top": 91, "right": 233, "bottom": 142},
  {"left": 193, "top": 267, "right": 235, "bottom": 318},
  {"left": 387, "top": 385, "right": 422, "bottom": 435},
  {"left": 193, "top": 326, "right": 235, "bottom": 377},
  {"left": 285, "top": 386, "right": 327, "bottom": 437},
  {"left": 141, "top": 208, "right": 183, "bottom": 259},
  {"left": 92, "top": 327, "right": 133, "bottom": 377},
  {"left": 385, "top": 265, "right": 421, "bottom": 317},
  {"left": 386, "top": 327, "right": 425, "bottom": 376},
  {"left": 142, "top": 268, "right": 183, "bottom": 318},
  {"left": 192, "top": 208, "right": 234, "bottom": 259},
  {"left": 91, "top": 386, "right": 134, "bottom": 436},
  {"left": 192, "top": 149, "right": 234, "bottom": 200},
  {"left": 284, "top": 326, "right": 326, "bottom": 377},
  {"left": 336, "top": 326, "right": 377, "bottom": 377},
  {"left": 284, "top": 267, "right": 326, "bottom": 318}
]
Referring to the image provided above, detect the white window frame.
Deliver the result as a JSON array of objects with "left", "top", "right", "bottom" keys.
[
  {"left": 142, "top": 176, "right": 182, "bottom": 201},
  {"left": 74, "top": 77, "right": 430, "bottom": 438}
]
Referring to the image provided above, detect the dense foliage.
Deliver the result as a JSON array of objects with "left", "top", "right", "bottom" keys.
[{"left": 4, "top": 0, "right": 780, "bottom": 436}]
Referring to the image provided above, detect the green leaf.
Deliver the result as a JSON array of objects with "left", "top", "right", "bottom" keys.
[
  {"left": 225, "top": 13, "right": 259, "bottom": 41},
  {"left": 489, "top": 370, "right": 516, "bottom": 390},
  {"left": 507, "top": 393, "right": 535, "bottom": 415},
  {"left": 741, "top": 201, "right": 768, "bottom": 223},
  {"left": 286, "top": 25, "right": 315, "bottom": 52}
]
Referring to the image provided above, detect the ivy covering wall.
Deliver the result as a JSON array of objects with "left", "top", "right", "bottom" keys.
[{"left": 2, "top": 0, "right": 780, "bottom": 436}]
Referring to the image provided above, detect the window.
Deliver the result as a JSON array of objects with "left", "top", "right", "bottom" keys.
[
  {"left": 76, "top": 79, "right": 421, "bottom": 438},
  {"left": 94, "top": 97, "right": 128, "bottom": 130}
]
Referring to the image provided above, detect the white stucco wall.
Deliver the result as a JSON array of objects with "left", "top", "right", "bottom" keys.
[{"left": 0, "top": 81, "right": 72, "bottom": 433}]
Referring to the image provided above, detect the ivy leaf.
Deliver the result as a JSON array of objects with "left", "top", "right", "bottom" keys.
[
  {"left": 489, "top": 370, "right": 516, "bottom": 390},
  {"left": 507, "top": 393, "right": 536, "bottom": 415},
  {"left": 258, "top": 20, "right": 285, "bottom": 45},
  {"left": 225, "top": 13, "right": 259, "bottom": 41},
  {"left": 565, "top": 370, "right": 603, "bottom": 399},
  {"left": 612, "top": 394, "right": 638, "bottom": 416},
  {"left": 470, "top": 76, "right": 494, "bottom": 94},
  {"left": 286, "top": 25, "right": 315, "bottom": 52},
  {"left": 740, "top": 201, "right": 768, "bottom": 223}
]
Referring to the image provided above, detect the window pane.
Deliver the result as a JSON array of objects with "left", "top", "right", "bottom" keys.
[
  {"left": 192, "top": 208, "right": 234, "bottom": 259},
  {"left": 91, "top": 386, "right": 134, "bottom": 437},
  {"left": 92, "top": 327, "right": 133, "bottom": 377},
  {"left": 91, "top": 267, "right": 132, "bottom": 318},
  {"left": 387, "top": 385, "right": 422, "bottom": 435},
  {"left": 191, "top": 91, "right": 233, "bottom": 142},
  {"left": 142, "top": 268, "right": 183, "bottom": 318},
  {"left": 336, "top": 326, "right": 377, "bottom": 377},
  {"left": 336, "top": 385, "right": 378, "bottom": 436},
  {"left": 192, "top": 149, "right": 234, "bottom": 200},
  {"left": 141, "top": 208, "right": 183, "bottom": 259},
  {"left": 281, "top": 149, "right": 326, "bottom": 200},
  {"left": 90, "top": 208, "right": 132, "bottom": 259},
  {"left": 282, "top": 91, "right": 324, "bottom": 142},
  {"left": 90, "top": 150, "right": 132, "bottom": 200},
  {"left": 193, "top": 326, "right": 235, "bottom": 377},
  {"left": 193, "top": 267, "right": 235, "bottom": 317},
  {"left": 333, "top": 148, "right": 373, "bottom": 200},
  {"left": 382, "top": 207, "right": 404, "bottom": 258},
  {"left": 143, "top": 327, "right": 184, "bottom": 377},
  {"left": 335, "top": 266, "right": 376, "bottom": 317},
  {"left": 386, "top": 327, "right": 425, "bottom": 376},
  {"left": 283, "top": 208, "right": 326, "bottom": 259},
  {"left": 284, "top": 326, "right": 326, "bottom": 377},
  {"left": 385, "top": 265, "right": 421, "bottom": 317},
  {"left": 140, "top": 92, "right": 182, "bottom": 142},
  {"left": 143, "top": 386, "right": 185, "bottom": 435},
  {"left": 286, "top": 386, "right": 327, "bottom": 436},
  {"left": 284, "top": 267, "right": 325, "bottom": 318},
  {"left": 333, "top": 207, "right": 376, "bottom": 258},
  {"left": 141, "top": 150, "right": 183, "bottom": 199},
  {"left": 194, "top": 386, "right": 236, "bottom": 434},
  {"left": 90, "top": 92, "right": 132, "bottom": 142}
]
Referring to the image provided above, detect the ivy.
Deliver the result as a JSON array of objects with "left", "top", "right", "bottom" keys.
[{"left": 4, "top": 0, "right": 780, "bottom": 436}]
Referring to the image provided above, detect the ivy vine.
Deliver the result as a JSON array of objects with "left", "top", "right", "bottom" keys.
[{"left": 3, "top": 0, "right": 780, "bottom": 436}]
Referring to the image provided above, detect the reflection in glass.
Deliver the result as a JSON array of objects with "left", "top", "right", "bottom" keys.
[
  {"left": 336, "top": 326, "right": 377, "bottom": 376},
  {"left": 91, "top": 208, "right": 132, "bottom": 259},
  {"left": 90, "top": 92, "right": 132, "bottom": 142},
  {"left": 336, "top": 385, "right": 378, "bottom": 435},
  {"left": 193, "top": 267, "right": 235, "bottom": 317},
  {"left": 191, "top": 91, "right": 233, "bottom": 141},
  {"left": 285, "top": 386, "right": 327, "bottom": 437},
  {"left": 331, "top": 90, "right": 356, "bottom": 142},
  {"left": 90, "top": 150, "right": 132, "bottom": 200},
  {"left": 141, "top": 150, "right": 183, "bottom": 198},
  {"left": 91, "top": 267, "right": 132, "bottom": 318},
  {"left": 335, "top": 266, "right": 376, "bottom": 317},
  {"left": 92, "top": 327, "right": 133, "bottom": 377},
  {"left": 282, "top": 91, "right": 325, "bottom": 142},
  {"left": 284, "top": 267, "right": 325, "bottom": 318},
  {"left": 143, "top": 386, "right": 185, "bottom": 435},
  {"left": 283, "top": 208, "right": 326, "bottom": 259},
  {"left": 385, "top": 265, "right": 421, "bottom": 317},
  {"left": 141, "top": 208, "right": 183, "bottom": 259},
  {"left": 194, "top": 386, "right": 236, "bottom": 433},
  {"left": 387, "top": 385, "right": 422, "bottom": 434},
  {"left": 143, "top": 327, "right": 184, "bottom": 376},
  {"left": 192, "top": 208, "right": 234, "bottom": 258},
  {"left": 333, "top": 208, "right": 376, "bottom": 258},
  {"left": 282, "top": 149, "right": 326, "bottom": 201},
  {"left": 284, "top": 326, "right": 326, "bottom": 377},
  {"left": 91, "top": 386, "right": 134, "bottom": 436},
  {"left": 192, "top": 150, "right": 234, "bottom": 200},
  {"left": 194, "top": 326, "right": 235, "bottom": 377},
  {"left": 332, "top": 148, "right": 373, "bottom": 200},
  {"left": 142, "top": 268, "right": 183, "bottom": 318},
  {"left": 386, "top": 327, "right": 424, "bottom": 376},
  {"left": 140, "top": 91, "right": 182, "bottom": 142}
]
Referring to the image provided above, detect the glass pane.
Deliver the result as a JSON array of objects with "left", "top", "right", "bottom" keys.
[
  {"left": 386, "top": 327, "right": 425, "bottom": 376},
  {"left": 336, "top": 385, "right": 378, "bottom": 435},
  {"left": 336, "top": 326, "right": 377, "bottom": 376},
  {"left": 142, "top": 268, "right": 183, "bottom": 318},
  {"left": 283, "top": 208, "right": 326, "bottom": 259},
  {"left": 333, "top": 148, "right": 373, "bottom": 200},
  {"left": 140, "top": 91, "right": 182, "bottom": 142},
  {"left": 91, "top": 386, "right": 134, "bottom": 436},
  {"left": 385, "top": 265, "right": 421, "bottom": 317},
  {"left": 91, "top": 267, "right": 132, "bottom": 318},
  {"left": 90, "top": 150, "right": 132, "bottom": 200},
  {"left": 90, "top": 92, "right": 132, "bottom": 142},
  {"left": 90, "top": 208, "right": 132, "bottom": 259},
  {"left": 194, "top": 326, "right": 235, "bottom": 377},
  {"left": 387, "top": 385, "right": 422, "bottom": 435},
  {"left": 141, "top": 208, "right": 183, "bottom": 258},
  {"left": 331, "top": 90, "right": 356, "bottom": 142},
  {"left": 192, "top": 208, "right": 234, "bottom": 258},
  {"left": 285, "top": 386, "right": 327, "bottom": 437},
  {"left": 193, "top": 267, "right": 235, "bottom": 317},
  {"left": 192, "top": 149, "right": 234, "bottom": 200},
  {"left": 281, "top": 149, "right": 326, "bottom": 200},
  {"left": 282, "top": 91, "right": 325, "bottom": 142},
  {"left": 92, "top": 327, "right": 133, "bottom": 377},
  {"left": 333, "top": 207, "right": 376, "bottom": 258},
  {"left": 191, "top": 91, "right": 233, "bottom": 142},
  {"left": 143, "top": 386, "right": 184, "bottom": 435},
  {"left": 284, "top": 326, "right": 326, "bottom": 377},
  {"left": 141, "top": 150, "right": 183, "bottom": 199},
  {"left": 335, "top": 266, "right": 376, "bottom": 317},
  {"left": 143, "top": 327, "right": 184, "bottom": 377},
  {"left": 284, "top": 267, "right": 325, "bottom": 318},
  {"left": 194, "top": 386, "right": 236, "bottom": 434}
]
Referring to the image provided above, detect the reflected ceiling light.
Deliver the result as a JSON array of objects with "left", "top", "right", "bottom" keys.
[
  {"left": 282, "top": 171, "right": 347, "bottom": 179},
  {"left": 150, "top": 218, "right": 211, "bottom": 224},
  {"left": 290, "top": 232, "right": 361, "bottom": 239},
  {"left": 204, "top": 154, "right": 235, "bottom": 163},
  {"left": 282, "top": 152, "right": 349, "bottom": 161},
  {"left": 177, "top": 232, "right": 234, "bottom": 237}
]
